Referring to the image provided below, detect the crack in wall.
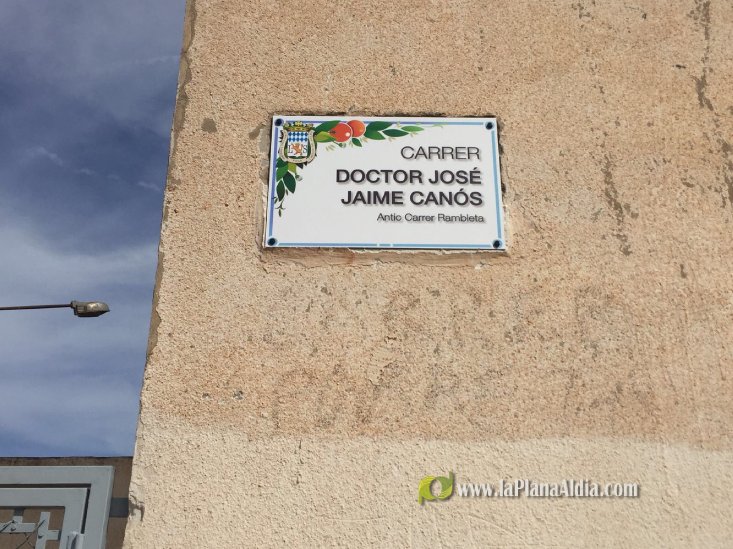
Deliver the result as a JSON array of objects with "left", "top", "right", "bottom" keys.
[
  {"left": 690, "top": 0, "right": 713, "bottom": 111},
  {"left": 721, "top": 139, "right": 733, "bottom": 208},
  {"left": 688, "top": 1, "right": 733, "bottom": 210},
  {"left": 128, "top": 494, "right": 145, "bottom": 522},
  {"left": 602, "top": 155, "right": 632, "bottom": 256}
]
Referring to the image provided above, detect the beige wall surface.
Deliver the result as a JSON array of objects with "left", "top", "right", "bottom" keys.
[{"left": 125, "top": 0, "right": 733, "bottom": 547}]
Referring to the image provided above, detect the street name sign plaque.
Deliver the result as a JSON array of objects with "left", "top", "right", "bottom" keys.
[{"left": 264, "top": 115, "right": 505, "bottom": 250}]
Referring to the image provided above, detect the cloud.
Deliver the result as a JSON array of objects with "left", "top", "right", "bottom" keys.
[
  {"left": 0, "top": 0, "right": 186, "bottom": 456},
  {"left": 23, "top": 146, "right": 100, "bottom": 178},
  {"left": 24, "top": 146, "right": 66, "bottom": 166},
  {"left": 0, "top": 224, "right": 157, "bottom": 300},
  {"left": 2, "top": 0, "right": 185, "bottom": 136},
  {"left": 136, "top": 180, "right": 162, "bottom": 192},
  {"left": 0, "top": 373, "right": 140, "bottom": 455},
  {"left": 0, "top": 221, "right": 159, "bottom": 453},
  {"left": 99, "top": 54, "right": 181, "bottom": 71}
]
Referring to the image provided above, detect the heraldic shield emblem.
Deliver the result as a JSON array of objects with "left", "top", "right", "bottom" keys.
[{"left": 278, "top": 122, "right": 316, "bottom": 164}]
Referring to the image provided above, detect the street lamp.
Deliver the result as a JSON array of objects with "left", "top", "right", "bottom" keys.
[{"left": 0, "top": 301, "right": 110, "bottom": 318}]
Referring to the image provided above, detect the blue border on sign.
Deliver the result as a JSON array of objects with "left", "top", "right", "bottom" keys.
[
  {"left": 267, "top": 125, "right": 280, "bottom": 239},
  {"left": 491, "top": 129, "right": 503, "bottom": 242},
  {"left": 265, "top": 118, "right": 505, "bottom": 250}
]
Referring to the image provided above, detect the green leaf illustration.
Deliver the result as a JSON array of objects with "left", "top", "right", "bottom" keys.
[
  {"left": 314, "top": 132, "right": 336, "bottom": 143},
  {"left": 273, "top": 121, "right": 431, "bottom": 217},
  {"left": 366, "top": 121, "right": 392, "bottom": 132},
  {"left": 283, "top": 171, "right": 296, "bottom": 193},
  {"left": 364, "top": 129, "right": 386, "bottom": 140},
  {"left": 383, "top": 129, "right": 409, "bottom": 137},
  {"left": 276, "top": 163, "right": 288, "bottom": 180},
  {"left": 313, "top": 120, "right": 340, "bottom": 133}
]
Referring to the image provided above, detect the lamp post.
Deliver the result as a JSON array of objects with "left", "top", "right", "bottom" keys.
[{"left": 0, "top": 301, "right": 110, "bottom": 318}]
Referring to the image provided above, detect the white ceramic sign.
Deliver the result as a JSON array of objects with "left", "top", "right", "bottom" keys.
[{"left": 264, "top": 116, "right": 505, "bottom": 250}]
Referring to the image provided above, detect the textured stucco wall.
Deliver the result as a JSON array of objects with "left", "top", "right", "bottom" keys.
[{"left": 125, "top": 0, "right": 733, "bottom": 546}]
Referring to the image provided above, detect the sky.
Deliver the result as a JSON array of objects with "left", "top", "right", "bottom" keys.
[{"left": 0, "top": 0, "right": 186, "bottom": 456}]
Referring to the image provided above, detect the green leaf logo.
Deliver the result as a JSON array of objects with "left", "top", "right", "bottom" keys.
[{"left": 418, "top": 472, "right": 454, "bottom": 505}]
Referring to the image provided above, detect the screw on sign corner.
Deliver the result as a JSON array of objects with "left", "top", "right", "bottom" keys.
[
  {"left": 493, "top": 240, "right": 502, "bottom": 249},
  {"left": 267, "top": 237, "right": 278, "bottom": 246},
  {"left": 485, "top": 121, "right": 494, "bottom": 130},
  {"left": 274, "top": 118, "right": 284, "bottom": 127}
]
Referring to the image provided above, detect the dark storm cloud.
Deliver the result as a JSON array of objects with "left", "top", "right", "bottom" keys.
[{"left": 0, "top": 0, "right": 186, "bottom": 455}]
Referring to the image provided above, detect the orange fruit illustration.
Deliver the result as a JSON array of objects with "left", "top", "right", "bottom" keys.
[
  {"left": 329, "top": 122, "right": 353, "bottom": 142},
  {"left": 346, "top": 120, "right": 366, "bottom": 138}
]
